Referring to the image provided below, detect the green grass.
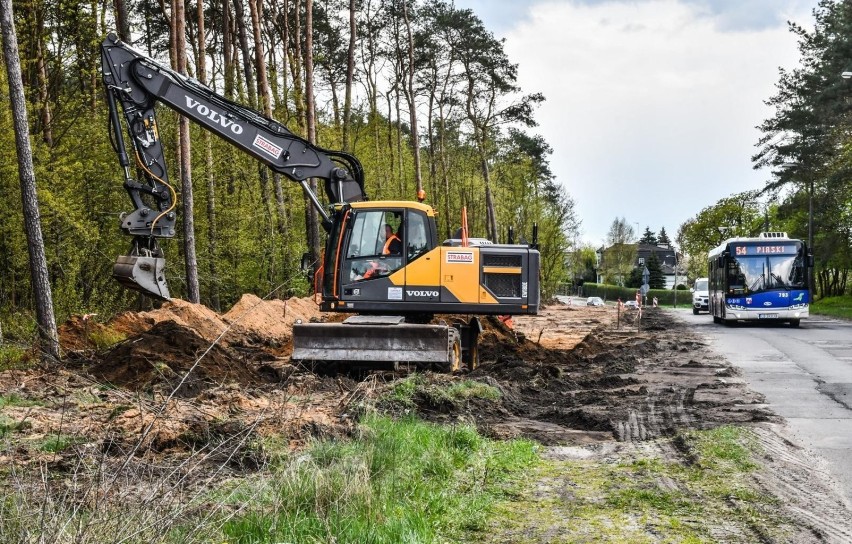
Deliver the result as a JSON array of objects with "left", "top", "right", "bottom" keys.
[
  {"left": 380, "top": 375, "right": 502, "bottom": 414},
  {"left": 811, "top": 294, "right": 852, "bottom": 320},
  {"left": 487, "top": 425, "right": 788, "bottom": 543},
  {"left": 0, "top": 415, "right": 31, "bottom": 436},
  {"left": 87, "top": 328, "right": 127, "bottom": 351},
  {"left": 220, "top": 414, "right": 536, "bottom": 543},
  {"left": 0, "top": 344, "right": 28, "bottom": 370},
  {"left": 0, "top": 393, "right": 40, "bottom": 410},
  {"left": 384, "top": 374, "right": 422, "bottom": 408},
  {"left": 39, "top": 434, "right": 78, "bottom": 453}
]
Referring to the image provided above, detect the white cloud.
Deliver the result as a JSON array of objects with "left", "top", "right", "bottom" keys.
[{"left": 500, "top": 0, "right": 813, "bottom": 245}]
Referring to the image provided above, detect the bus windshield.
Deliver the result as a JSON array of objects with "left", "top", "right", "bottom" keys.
[{"left": 726, "top": 253, "right": 805, "bottom": 294}]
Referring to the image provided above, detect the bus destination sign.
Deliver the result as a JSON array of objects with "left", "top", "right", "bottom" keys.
[{"left": 732, "top": 243, "right": 798, "bottom": 257}]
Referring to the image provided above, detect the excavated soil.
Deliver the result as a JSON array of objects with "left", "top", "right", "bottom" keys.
[{"left": 3, "top": 297, "right": 849, "bottom": 540}]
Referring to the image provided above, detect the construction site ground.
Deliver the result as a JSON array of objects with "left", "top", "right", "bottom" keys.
[{"left": 1, "top": 295, "right": 850, "bottom": 541}]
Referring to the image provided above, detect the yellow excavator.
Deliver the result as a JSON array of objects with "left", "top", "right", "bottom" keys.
[{"left": 101, "top": 33, "right": 540, "bottom": 371}]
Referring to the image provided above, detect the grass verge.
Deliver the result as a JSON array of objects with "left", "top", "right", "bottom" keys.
[
  {"left": 487, "top": 425, "right": 790, "bottom": 543},
  {"left": 0, "top": 413, "right": 535, "bottom": 543},
  {"left": 811, "top": 294, "right": 852, "bottom": 320},
  {"left": 220, "top": 413, "right": 535, "bottom": 543}
]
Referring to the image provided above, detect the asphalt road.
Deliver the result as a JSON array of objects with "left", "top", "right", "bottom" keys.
[{"left": 674, "top": 308, "right": 852, "bottom": 505}]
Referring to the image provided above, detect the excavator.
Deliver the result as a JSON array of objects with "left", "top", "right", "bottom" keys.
[{"left": 101, "top": 33, "right": 540, "bottom": 371}]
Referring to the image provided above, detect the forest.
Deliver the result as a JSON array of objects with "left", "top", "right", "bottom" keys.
[{"left": 0, "top": 0, "right": 579, "bottom": 352}]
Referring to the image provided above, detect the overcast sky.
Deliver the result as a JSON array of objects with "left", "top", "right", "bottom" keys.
[{"left": 453, "top": 0, "right": 817, "bottom": 246}]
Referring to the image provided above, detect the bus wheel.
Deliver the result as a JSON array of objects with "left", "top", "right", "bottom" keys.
[{"left": 790, "top": 319, "right": 800, "bottom": 328}]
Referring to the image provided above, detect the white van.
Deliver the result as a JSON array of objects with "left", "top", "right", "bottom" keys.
[{"left": 691, "top": 277, "right": 709, "bottom": 315}]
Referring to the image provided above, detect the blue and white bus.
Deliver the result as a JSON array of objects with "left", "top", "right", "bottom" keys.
[{"left": 708, "top": 232, "right": 811, "bottom": 327}]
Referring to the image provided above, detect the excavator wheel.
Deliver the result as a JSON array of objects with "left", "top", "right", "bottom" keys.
[{"left": 437, "top": 330, "right": 462, "bottom": 372}]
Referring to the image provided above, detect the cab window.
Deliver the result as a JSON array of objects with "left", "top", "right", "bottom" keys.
[
  {"left": 344, "top": 210, "right": 403, "bottom": 282},
  {"left": 406, "top": 210, "right": 430, "bottom": 262}
]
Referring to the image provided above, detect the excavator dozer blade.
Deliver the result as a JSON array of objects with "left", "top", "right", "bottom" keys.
[
  {"left": 292, "top": 317, "right": 450, "bottom": 367},
  {"left": 112, "top": 255, "right": 171, "bottom": 300}
]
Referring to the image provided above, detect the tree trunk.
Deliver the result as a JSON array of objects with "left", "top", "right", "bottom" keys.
[
  {"left": 394, "top": 83, "right": 403, "bottom": 195},
  {"left": 304, "top": 0, "right": 320, "bottom": 264},
  {"left": 250, "top": 0, "right": 287, "bottom": 238},
  {"left": 325, "top": 62, "right": 340, "bottom": 127},
  {"left": 342, "top": 0, "right": 355, "bottom": 152},
  {"left": 197, "top": 0, "right": 220, "bottom": 310},
  {"left": 0, "top": 0, "right": 59, "bottom": 360},
  {"left": 480, "top": 151, "right": 497, "bottom": 242},
  {"left": 401, "top": 0, "right": 422, "bottom": 195},
  {"left": 277, "top": 0, "right": 290, "bottom": 122},
  {"left": 386, "top": 91, "right": 394, "bottom": 194},
  {"left": 223, "top": 0, "right": 235, "bottom": 98},
  {"left": 35, "top": 24, "right": 51, "bottom": 146},
  {"left": 232, "top": 0, "right": 256, "bottom": 107},
  {"left": 174, "top": 0, "right": 200, "bottom": 303},
  {"left": 113, "top": 0, "right": 131, "bottom": 41},
  {"left": 249, "top": 0, "right": 271, "bottom": 114},
  {"left": 291, "top": 0, "right": 306, "bottom": 133}
]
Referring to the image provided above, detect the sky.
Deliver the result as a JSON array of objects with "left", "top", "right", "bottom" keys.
[{"left": 452, "top": 0, "right": 818, "bottom": 247}]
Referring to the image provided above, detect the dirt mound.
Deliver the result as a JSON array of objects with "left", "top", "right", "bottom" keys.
[
  {"left": 222, "top": 294, "right": 322, "bottom": 351},
  {"left": 109, "top": 299, "right": 228, "bottom": 343},
  {"left": 60, "top": 295, "right": 323, "bottom": 358},
  {"left": 58, "top": 314, "right": 114, "bottom": 352},
  {"left": 88, "top": 321, "right": 273, "bottom": 396}
]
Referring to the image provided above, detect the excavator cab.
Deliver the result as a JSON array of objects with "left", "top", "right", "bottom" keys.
[{"left": 320, "top": 202, "right": 439, "bottom": 310}]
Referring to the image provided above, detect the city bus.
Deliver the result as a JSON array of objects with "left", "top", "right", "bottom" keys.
[{"left": 707, "top": 232, "right": 811, "bottom": 327}]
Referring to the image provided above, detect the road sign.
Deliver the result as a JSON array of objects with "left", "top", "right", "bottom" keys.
[{"left": 640, "top": 283, "right": 650, "bottom": 295}]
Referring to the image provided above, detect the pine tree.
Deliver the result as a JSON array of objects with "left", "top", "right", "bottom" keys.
[
  {"left": 639, "top": 226, "right": 657, "bottom": 245},
  {"left": 647, "top": 252, "right": 666, "bottom": 289},
  {"left": 658, "top": 227, "right": 671, "bottom": 246}
]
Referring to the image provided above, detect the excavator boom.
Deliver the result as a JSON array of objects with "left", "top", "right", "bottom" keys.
[{"left": 101, "top": 33, "right": 365, "bottom": 298}]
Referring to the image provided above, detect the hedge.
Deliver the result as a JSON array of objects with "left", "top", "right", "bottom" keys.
[{"left": 579, "top": 283, "right": 692, "bottom": 307}]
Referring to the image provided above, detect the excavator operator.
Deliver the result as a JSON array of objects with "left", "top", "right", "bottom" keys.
[
  {"left": 382, "top": 223, "right": 402, "bottom": 255},
  {"left": 360, "top": 224, "right": 400, "bottom": 280}
]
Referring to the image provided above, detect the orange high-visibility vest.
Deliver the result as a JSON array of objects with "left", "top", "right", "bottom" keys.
[{"left": 382, "top": 234, "right": 400, "bottom": 255}]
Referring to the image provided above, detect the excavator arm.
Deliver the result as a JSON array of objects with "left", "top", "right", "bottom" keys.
[{"left": 101, "top": 33, "right": 366, "bottom": 299}]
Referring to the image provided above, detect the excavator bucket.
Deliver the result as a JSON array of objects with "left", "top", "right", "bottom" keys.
[
  {"left": 292, "top": 316, "right": 452, "bottom": 369},
  {"left": 112, "top": 255, "right": 171, "bottom": 300}
]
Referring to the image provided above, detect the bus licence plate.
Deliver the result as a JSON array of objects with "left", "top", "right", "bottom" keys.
[{"left": 758, "top": 313, "right": 778, "bottom": 319}]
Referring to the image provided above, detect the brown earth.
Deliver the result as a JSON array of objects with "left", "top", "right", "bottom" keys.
[{"left": 3, "top": 297, "right": 850, "bottom": 540}]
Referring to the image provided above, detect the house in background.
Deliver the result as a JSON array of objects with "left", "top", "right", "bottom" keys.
[
  {"left": 596, "top": 242, "right": 685, "bottom": 288},
  {"left": 636, "top": 243, "right": 684, "bottom": 289}
]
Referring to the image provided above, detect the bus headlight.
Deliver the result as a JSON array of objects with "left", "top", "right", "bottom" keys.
[
  {"left": 727, "top": 304, "right": 746, "bottom": 311},
  {"left": 789, "top": 303, "right": 809, "bottom": 310}
]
